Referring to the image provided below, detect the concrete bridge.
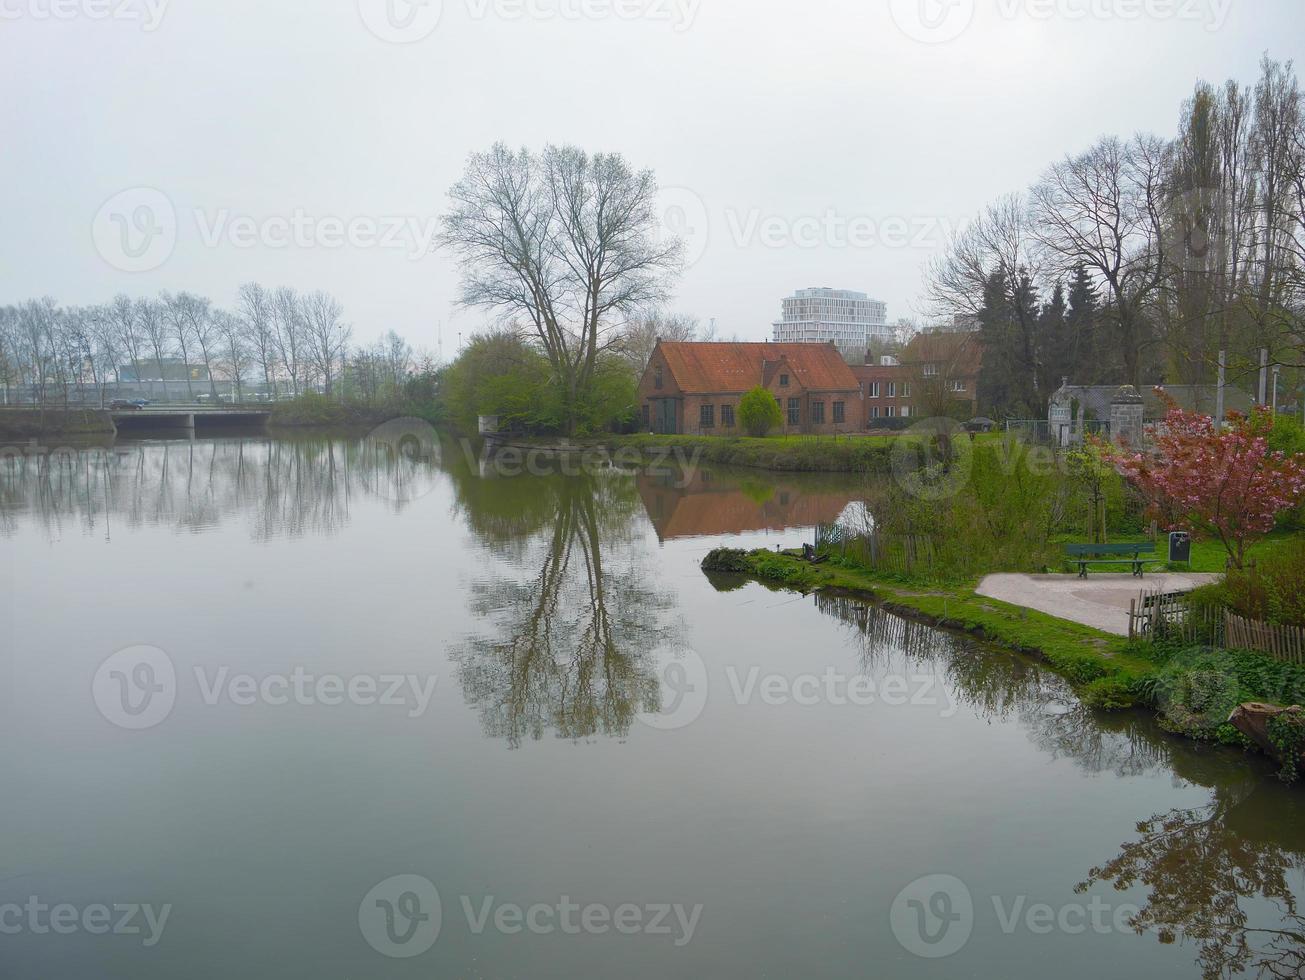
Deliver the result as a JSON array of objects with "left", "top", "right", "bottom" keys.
[{"left": 110, "top": 407, "right": 272, "bottom": 433}]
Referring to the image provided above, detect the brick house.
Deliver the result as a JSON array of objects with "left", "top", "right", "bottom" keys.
[
  {"left": 852, "top": 331, "right": 983, "bottom": 426},
  {"left": 637, "top": 341, "right": 863, "bottom": 436}
]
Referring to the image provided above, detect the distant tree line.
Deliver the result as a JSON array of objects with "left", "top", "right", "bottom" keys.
[
  {"left": 929, "top": 55, "right": 1305, "bottom": 419},
  {"left": 0, "top": 285, "right": 434, "bottom": 408}
]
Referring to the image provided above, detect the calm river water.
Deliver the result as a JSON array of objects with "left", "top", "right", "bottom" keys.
[{"left": 2, "top": 430, "right": 1303, "bottom": 979}]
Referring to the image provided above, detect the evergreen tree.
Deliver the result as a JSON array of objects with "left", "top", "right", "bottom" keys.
[
  {"left": 1066, "top": 262, "right": 1101, "bottom": 383},
  {"left": 977, "top": 264, "right": 1044, "bottom": 418}
]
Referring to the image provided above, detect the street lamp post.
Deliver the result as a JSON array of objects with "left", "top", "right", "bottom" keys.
[{"left": 1272, "top": 365, "right": 1281, "bottom": 415}]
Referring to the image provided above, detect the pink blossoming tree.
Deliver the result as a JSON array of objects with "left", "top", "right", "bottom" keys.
[{"left": 1099, "top": 393, "right": 1305, "bottom": 569}]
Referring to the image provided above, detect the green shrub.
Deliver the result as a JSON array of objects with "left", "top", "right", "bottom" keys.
[
  {"left": 738, "top": 387, "right": 783, "bottom": 437},
  {"left": 1216, "top": 538, "right": 1305, "bottom": 628}
]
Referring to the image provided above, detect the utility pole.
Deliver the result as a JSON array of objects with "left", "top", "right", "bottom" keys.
[
  {"left": 1259, "top": 348, "right": 1269, "bottom": 406},
  {"left": 1271, "top": 365, "right": 1281, "bottom": 415}
]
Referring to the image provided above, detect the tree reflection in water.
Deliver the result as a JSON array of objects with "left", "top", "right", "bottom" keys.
[
  {"left": 814, "top": 593, "right": 1305, "bottom": 979},
  {"left": 0, "top": 432, "right": 442, "bottom": 540},
  {"left": 447, "top": 457, "right": 685, "bottom": 748}
]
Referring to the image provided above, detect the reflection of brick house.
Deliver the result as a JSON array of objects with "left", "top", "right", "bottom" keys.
[
  {"left": 637, "top": 341, "right": 863, "bottom": 435},
  {"left": 637, "top": 470, "right": 858, "bottom": 541},
  {"left": 851, "top": 331, "right": 982, "bottom": 426}
]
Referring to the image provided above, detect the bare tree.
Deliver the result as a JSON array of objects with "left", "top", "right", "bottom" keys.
[
  {"left": 214, "top": 309, "right": 252, "bottom": 402},
  {"left": 160, "top": 291, "right": 198, "bottom": 400},
  {"left": 107, "top": 294, "right": 146, "bottom": 397},
  {"left": 238, "top": 282, "right": 278, "bottom": 399},
  {"left": 0, "top": 305, "right": 18, "bottom": 404},
  {"left": 301, "top": 290, "right": 351, "bottom": 396},
  {"left": 177, "top": 293, "right": 220, "bottom": 399},
  {"left": 439, "top": 143, "right": 681, "bottom": 434},
  {"left": 136, "top": 297, "right": 171, "bottom": 403},
  {"left": 1030, "top": 134, "right": 1167, "bottom": 384},
  {"left": 270, "top": 287, "right": 304, "bottom": 396},
  {"left": 616, "top": 312, "right": 701, "bottom": 374}
]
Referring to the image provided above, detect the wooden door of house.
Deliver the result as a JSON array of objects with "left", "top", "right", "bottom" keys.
[{"left": 654, "top": 399, "right": 677, "bottom": 435}]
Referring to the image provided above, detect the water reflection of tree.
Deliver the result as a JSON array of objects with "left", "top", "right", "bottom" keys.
[
  {"left": 0, "top": 436, "right": 436, "bottom": 541},
  {"left": 448, "top": 462, "right": 682, "bottom": 748},
  {"left": 1079, "top": 785, "right": 1305, "bottom": 980},
  {"left": 816, "top": 592, "right": 1305, "bottom": 978}
]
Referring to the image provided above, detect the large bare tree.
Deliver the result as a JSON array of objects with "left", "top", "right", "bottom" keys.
[
  {"left": 439, "top": 143, "right": 681, "bottom": 434},
  {"left": 1030, "top": 134, "right": 1167, "bottom": 385}
]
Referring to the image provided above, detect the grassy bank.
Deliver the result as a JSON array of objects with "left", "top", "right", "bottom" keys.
[
  {"left": 0, "top": 408, "right": 116, "bottom": 441},
  {"left": 606, "top": 433, "right": 903, "bottom": 473},
  {"left": 704, "top": 547, "right": 1151, "bottom": 707}
]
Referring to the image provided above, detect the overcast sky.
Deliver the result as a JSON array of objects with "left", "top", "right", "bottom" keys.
[{"left": 2, "top": 0, "right": 1302, "bottom": 353}]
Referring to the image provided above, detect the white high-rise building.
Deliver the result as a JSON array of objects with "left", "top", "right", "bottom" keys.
[{"left": 772, "top": 288, "right": 890, "bottom": 356}]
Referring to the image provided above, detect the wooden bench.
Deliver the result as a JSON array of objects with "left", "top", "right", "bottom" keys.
[{"left": 1064, "top": 542, "right": 1156, "bottom": 579}]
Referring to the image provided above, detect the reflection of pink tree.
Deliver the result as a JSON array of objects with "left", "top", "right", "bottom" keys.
[
  {"left": 1100, "top": 393, "right": 1305, "bottom": 569},
  {"left": 1080, "top": 794, "right": 1305, "bottom": 980}
]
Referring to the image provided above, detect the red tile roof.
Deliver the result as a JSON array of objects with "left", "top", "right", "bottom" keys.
[{"left": 657, "top": 342, "right": 859, "bottom": 394}]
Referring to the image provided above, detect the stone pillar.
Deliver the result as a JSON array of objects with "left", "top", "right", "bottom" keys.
[{"left": 1110, "top": 386, "right": 1145, "bottom": 445}]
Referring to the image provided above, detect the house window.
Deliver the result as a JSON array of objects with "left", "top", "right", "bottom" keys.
[
  {"left": 887, "top": 382, "right": 897, "bottom": 398},
  {"left": 812, "top": 401, "right": 825, "bottom": 424},
  {"left": 700, "top": 404, "right": 715, "bottom": 429},
  {"left": 833, "top": 401, "right": 845, "bottom": 424},
  {"left": 869, "top": 406, "right": 881, "bottom": 420},
  {"left": 721, "top": 404, "right": 735, "bottom": 428},
  {"left": 950, "top": 380, "right": 968, "bottom": 393},
  {"left": 901, "top": 383, "right": 911, "bottom": 397},
  {"left": 641, "top": 405, "right": 650, "bottom": 427},
  {"left": 901, "top": 406, "right": 910, "bottom": 419},
  {"left": 780, "top": 374, "right": 790, "bottom": 387},
  {"left": 787, "top": 398, "right": 800, "bottom": 425},
  {"left": 868, "top": 382, "right": 880, "bottom": 398},
  {"left": 654, "top": 366, "right": 664, "bottom": 390},
  {"left": 923, "top": 364, "right": 939, "bottom": 377},
  {"left": 885, "top": 406, "right": 896, "bottom": 418}
]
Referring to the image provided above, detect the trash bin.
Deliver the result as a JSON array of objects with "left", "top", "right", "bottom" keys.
[{"left": 1169, "top": 531, "right": 1192, "bottom": 564}]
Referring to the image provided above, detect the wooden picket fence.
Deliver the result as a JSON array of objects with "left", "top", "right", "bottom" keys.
[
  {"left": 1129, "top": 590, "right": 1305, "bottom": 666},
  {"left": 1127, "top": 589, "right": 1223, "bottom": 645},
  {"left": 1225, "top": 612, "right": 1305, "bottom": 665}
]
